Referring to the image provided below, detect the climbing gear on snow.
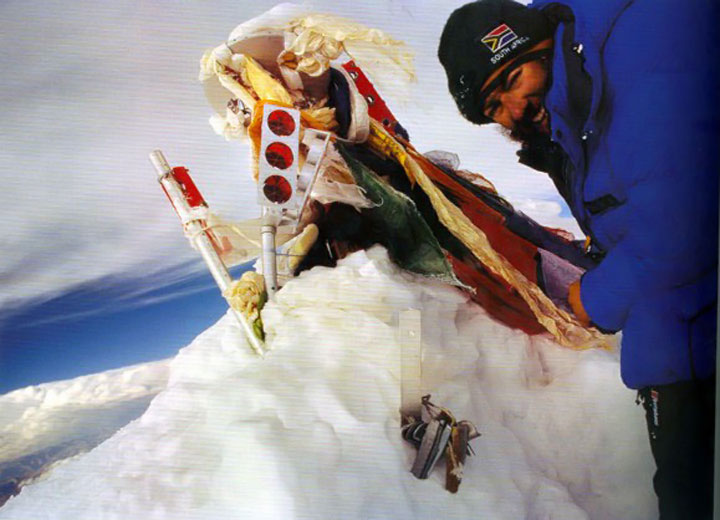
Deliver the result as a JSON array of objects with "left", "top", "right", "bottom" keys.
[{"left": 402, "top": 395, "right": 480, "bottom": 493}]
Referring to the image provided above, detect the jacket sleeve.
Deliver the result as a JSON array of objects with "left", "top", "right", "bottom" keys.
[
  {"left": 573, "top": 0, "right": 720, "bottom": 332},
  {"left": 578, "top": 77, "right": 718, "bottom": 332},
  {"left": 580, "top": 176, "right": 716, "bottom": 332}
]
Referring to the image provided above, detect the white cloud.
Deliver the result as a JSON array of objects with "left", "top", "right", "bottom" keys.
[{"left": 0, "top": 359, "right": 170, "bottom": 464}]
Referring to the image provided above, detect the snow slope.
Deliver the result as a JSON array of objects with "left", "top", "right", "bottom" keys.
[
  {"left": 0, "top": 360, "right": 170, "bottom": 506},
  {"left": 0, "top": 247, "right": 656, "bottom": 519}
]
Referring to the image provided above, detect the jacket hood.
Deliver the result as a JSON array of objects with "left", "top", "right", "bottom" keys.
[{"left": 530, "top": 0, "right": 633, "bottom": 134}]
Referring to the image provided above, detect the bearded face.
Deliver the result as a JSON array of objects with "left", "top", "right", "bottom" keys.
[{"left": 479, "top": 55, "right": 552, "bottom": 145}]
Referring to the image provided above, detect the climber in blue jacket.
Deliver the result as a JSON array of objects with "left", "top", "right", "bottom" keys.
[{"left": 438, "top": 0, "right": 719, "bottom": 517}]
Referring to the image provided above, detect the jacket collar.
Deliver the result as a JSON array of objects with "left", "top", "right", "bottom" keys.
[{"left": 529, "top": 0, "right": 633, "bottom": 134}]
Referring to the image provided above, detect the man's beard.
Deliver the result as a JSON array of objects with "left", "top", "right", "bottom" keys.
[{"left": 499, "top": 101, "right": 550, "bottom": 145}]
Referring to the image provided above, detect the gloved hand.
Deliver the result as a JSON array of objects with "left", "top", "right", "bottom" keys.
[{"left": 568, "top": 280, "right": 591, "bottom": 327}]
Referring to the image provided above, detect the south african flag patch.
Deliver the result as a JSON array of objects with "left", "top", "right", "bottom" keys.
[{"left": 481, "top": 23, "right": 518, "bottom": 53}]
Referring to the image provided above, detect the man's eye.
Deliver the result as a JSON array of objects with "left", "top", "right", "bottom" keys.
[
  {"left": 484, "top": 101, "right": 499, "bottom": 118},
  {"left": 504, "top": 69, "right": 521, "bottom": 91}
]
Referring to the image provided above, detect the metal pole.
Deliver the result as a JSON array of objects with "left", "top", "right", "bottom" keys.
[
  {"left": 150, "top": 150, "right": 265, "bottom": 356},
  {"left": 149, "top": 150, "right": 172, "bottom": 179},
  {"left": 261, "top": 224, "right": 278, "bottom": 298}
]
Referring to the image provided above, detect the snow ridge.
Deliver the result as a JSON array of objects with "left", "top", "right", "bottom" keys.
[{"left": 0, "top": 247, "right": 655, "bottom": 519}]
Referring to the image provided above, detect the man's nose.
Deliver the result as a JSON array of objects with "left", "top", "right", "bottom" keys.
[{"left": 501, "top": 94, "right": 528, "bottom": 122}]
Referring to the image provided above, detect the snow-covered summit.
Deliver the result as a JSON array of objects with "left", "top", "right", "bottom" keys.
[{"left": 0, "top": 247, "right": 655, "bottom": 519}]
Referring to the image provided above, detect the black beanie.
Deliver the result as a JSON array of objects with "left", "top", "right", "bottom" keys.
[{"left": 438, "top": 0, "right": 554, "bottom": 125}]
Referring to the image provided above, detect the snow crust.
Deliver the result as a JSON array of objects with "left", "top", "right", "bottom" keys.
[{"left": 0, "top": 247, "right": 656, "bottom": 519}]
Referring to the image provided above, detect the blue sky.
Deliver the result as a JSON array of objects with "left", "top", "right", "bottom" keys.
[
  {"left": 0, "top": 263, "right": 251, "bottom": 394},
  {"left": 0, "top": 0, "right": 579, "bottom": 395}
]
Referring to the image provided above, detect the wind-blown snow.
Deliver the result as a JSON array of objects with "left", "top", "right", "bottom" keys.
[{"left": 0, "top": 247, "right": 656, "bottom": 519}]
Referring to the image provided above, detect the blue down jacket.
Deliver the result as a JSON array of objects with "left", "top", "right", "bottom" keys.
[{"left": 529, "top": 0, "right": 719, "bottom": 388}]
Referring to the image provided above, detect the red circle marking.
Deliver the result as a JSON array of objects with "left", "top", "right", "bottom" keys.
[
  {"left": 265, "top": 142, "right": 294, "bottom": 170},
  {"left": 267, "top": 110, "right": 296, "bottom": 136},
  {"left": 263, "top": 175, "right": 293, "bottom": 204}
]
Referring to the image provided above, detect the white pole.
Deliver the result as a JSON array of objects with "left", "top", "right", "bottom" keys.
[{"left": 399, "top": 309, "right": 423, "bottom": 420}]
